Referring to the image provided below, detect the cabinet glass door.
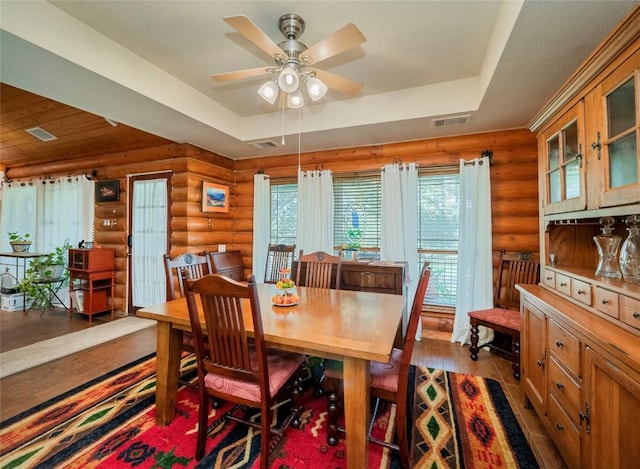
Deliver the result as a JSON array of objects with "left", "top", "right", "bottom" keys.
[
  {"left": 542, "top": 101, "right": 586, "bottom": 214},
  {"left": 598, "top": 54, "right": 640, "bottom": 207}
]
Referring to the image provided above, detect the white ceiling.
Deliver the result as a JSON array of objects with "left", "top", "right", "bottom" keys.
[{"left": 1, "top": 1, "right": 637, "bottom": 160}]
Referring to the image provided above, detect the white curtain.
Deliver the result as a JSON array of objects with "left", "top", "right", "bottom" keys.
[
  {"left": 0, "top": 177, "right": 95, "bottom": 306},
  {"left": 451, "top": 158, "right": 493, "bottom": 345},
  {"left": 252, "top": 173, "right": 271, "bottom": 283},
  {"left": 0, "top": 183, "right": 36, "bottom": 252},
  {"left": 297, "top": 169, "right": 334, "bottom": 254},
  {"left": 131, "top": 178, "right": 167, "bottom": 307},
  {"left": 380, "top": 162, "right": 420, "bottom": 340}
]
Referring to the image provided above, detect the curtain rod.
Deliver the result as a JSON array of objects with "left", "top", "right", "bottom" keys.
[{"left": 463, "top": 149, "right": 494, "bottom": 166}]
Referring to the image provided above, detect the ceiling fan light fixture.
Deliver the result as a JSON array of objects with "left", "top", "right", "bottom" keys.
[
  {"left": 307, "top": 77, "right": 328, "bottom": 101},
  {"left": 258, "top": 80, "right": 279, "bottom": 104},
  {"left": 278, "top": 65, "right": 299, "bottom": 93},
  {"left": 287, "top": 90, "right": 304, "bottom": 108}
]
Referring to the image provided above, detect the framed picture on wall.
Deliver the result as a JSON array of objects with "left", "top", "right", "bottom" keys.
[
  {"left": 202, "top": 181, "right": 229, "bottom": 213},
  {"left": 95, "top": 180, "right": 120, "bottom": 202}
]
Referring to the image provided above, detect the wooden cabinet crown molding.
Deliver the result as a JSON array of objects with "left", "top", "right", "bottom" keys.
[{"left": 529, "top": 6, "right": 640, "bottom": 132}]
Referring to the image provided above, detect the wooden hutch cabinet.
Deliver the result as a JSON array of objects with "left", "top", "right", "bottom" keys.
[
  {"left": 525, "top": 7, "right": 640, "bottom": 469},
  {"left": 68, "top": 248, "right": 115, "bottom": 322}
]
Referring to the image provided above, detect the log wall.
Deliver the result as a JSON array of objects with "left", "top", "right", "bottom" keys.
[
  {"left": 6, "top": 128, "right": 539, "bottom": 313},
  {"left": 234, "top": 129, "right": 540, "bottom": 273}
]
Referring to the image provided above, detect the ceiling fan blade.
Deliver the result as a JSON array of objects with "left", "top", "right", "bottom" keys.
[
  {"left": 224, "top": 15, "right": 283, "bottom": 60},
  {"left": 313, "top": 68, "right": 363, "bottom": 96},
  {"left": 301, "top": 23, "right": 366, "bottom": 65},
  {"left": 211, "top": 66, "right": 271, "bottom": 82}
]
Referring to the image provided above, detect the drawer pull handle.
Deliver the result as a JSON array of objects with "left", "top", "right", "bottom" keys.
[
  {"left": 560, "top": 282, "right": 567, "bottom": 287},
  {"left": 556, "top": 423, "right": 565, "bottom": 431},
  {"left": 555, "top": 340, "right": 564, "bottom": 348},
  {"left": 556, "top": 381, "right": 565, "bottom": 390},
  {"left": 633, "top": 311, "right": 640, "bottom": 319},
  {"left": 577, "top": 289, "right": 586, "bottom": 295},
  {"left": 601, "top": 299, "right": 609, "bottom": 304},
  {"left": 546, "top": 276, "right": 553, "bottom": 281}
]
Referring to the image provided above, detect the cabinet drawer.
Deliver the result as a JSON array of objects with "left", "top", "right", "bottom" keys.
[
  {"left": 548, "top": 320, "right": 581, "bottom": 377},
  {"left": 556, "top": 273, "right": 571, "bottom": 296},
  {"left": 620, "top": 295, "right": 640, "bottom": 332},
  {"left": 547, "top": 395, "right": 581, "bottom": 469},
  {"left": 548, "top": 356, "right": 581, "bottom": 427},
  {"left": 594, "top": 287, "right": 619, "bottom": 319},
  {"left": 570, "top": 278, "right": 592, "bottom": 306},
  {"left": 543, "top": 269, "right": 556, "bottom": 288}
]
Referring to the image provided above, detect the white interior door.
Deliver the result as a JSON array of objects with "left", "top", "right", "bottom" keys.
[{"left": 129, "top": 174, "right": 169, "bottom": 310}]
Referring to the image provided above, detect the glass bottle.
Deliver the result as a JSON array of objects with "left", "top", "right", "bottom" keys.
[
  {"left": 619, "top": 214, "right": 640, "bottom": 284},
  {"left": 593, "top": 216, "right": 622, "bottom": 278}
]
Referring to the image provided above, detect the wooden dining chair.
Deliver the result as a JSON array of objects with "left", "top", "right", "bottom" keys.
[
  {"left": 321, "top": 263, "right": 431, "bottom": 468},
  {"left": 295, "top": 250, "right": 342, "bottom": 289},
  {"left": 164, "top": 252, "right": 212, "bottom": 301},
  {"left": 182, "top": 271, "right": 306, "bottom": 467},
  {"left": 468, "top": 250, "right": 540, "bottom": 380},
  {"left": 264, "top": 243, "right": 296, "bottom": 284},
  {"left": 163, "top": 251, "right": 212, "bottom": 386}
]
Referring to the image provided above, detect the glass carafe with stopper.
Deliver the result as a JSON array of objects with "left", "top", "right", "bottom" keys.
[
  {"left": 619, "top": 214, "right": 640, "bottom": 284},
  {"left": 593, "top": 216, "right": 622, "bottom": 278}
]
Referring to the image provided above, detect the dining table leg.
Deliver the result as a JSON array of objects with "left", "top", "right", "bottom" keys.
[
  {"left": 342, "top": 356, "right": 370, "bottom": 469},
  {"left": 154, "top": 322, "right": 182, "bottom": 425}
]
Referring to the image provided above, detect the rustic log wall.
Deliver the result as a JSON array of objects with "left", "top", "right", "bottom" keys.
[
  {"left": 7, "top": 128, "right": 538, "bottom": 313},
  {"left": 16, "top": 143, "right": 234, "bottom": 312},
  {"left": 235, "top": 129, "right": 540, "bottom": 273}
]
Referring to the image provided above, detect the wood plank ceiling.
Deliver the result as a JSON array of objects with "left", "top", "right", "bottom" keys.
[{"left": 0, "top": 83, "right": 173, "bottom": 173}]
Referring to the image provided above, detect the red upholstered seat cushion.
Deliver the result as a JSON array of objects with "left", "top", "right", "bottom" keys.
[
  {"left": 324, "top": 348, "right": 404, "bottom": 394},
  {"left": 468, "top": 307, "right": 520, "bottom": 332},
  {"left": 203, "top": 350, "right": 305, "bottom": 402}
]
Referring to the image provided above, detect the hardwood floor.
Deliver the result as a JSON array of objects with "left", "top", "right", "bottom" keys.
[{"left": 0, "top": 308, "right": 564, "bottom": 468}]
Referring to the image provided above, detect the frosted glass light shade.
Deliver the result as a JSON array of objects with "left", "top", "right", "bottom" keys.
[
  {"left": 287, "top": 90, "right": 304, "bottom": 108},
  {"left": 307, "top": 77, "right": 328, "bottom": 101},
  {"left": 278, "top": 66, "right": 299, "bottom": 93},
  {"left": 258, "top": 81, "right": 279, "bottom": 104}
]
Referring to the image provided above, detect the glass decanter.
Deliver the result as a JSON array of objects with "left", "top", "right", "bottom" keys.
[
  {"left": 619, "top": 214, "right": 640, "bottom": 284},
  {"left": 593, "top": 216, "right": 622, "bottom": 278}
]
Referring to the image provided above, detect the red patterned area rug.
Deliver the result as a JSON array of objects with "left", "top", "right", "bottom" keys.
[
  {"left": 410, "top": 368, "right": 539, "bottom": 468},
  {"left": 1, "top": 355, "right": 538, "bottom": 468}
]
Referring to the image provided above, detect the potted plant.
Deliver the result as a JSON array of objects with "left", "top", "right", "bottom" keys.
[
  {"left": 8, "top": 231, "right": 32, "bottom": 253},
  {"left": 18, "top": 241, "right": 72, "bottom": 308}
]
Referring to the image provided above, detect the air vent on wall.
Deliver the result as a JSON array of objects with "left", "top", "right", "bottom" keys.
[
  {"left": 432, "top": 114, "right": 470, "bottom": 128},
  {"left": 248, "top": 140, "right": 279, "bottom": 149},
  {"left": 26, "top": 127, "right": 58, "bottom": 142}
]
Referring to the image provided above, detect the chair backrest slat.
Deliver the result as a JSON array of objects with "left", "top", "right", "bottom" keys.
[
  {"left": 296, "top": 250, "right": 342, "bottom": 289},
  {"left": 184, "top": 272, "right": 266, "bottom": 384},
  {"left": 264, "top": 244, "right": 296, "bottom": 284},
  {"left": 495, "top": 251, "right": 540, "bottom": 310},
  {"left": 164, "top": 252, "right": 211, "bottom": 301}
]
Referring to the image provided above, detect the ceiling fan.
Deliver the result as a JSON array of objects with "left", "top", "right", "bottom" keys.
[{"left": 211, "top": 13, "right": 366, "bottom": 108}]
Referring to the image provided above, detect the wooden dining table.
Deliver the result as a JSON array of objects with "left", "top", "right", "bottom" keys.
[{"left": 137, "top": 282, "right": 405, "bottom": 469}]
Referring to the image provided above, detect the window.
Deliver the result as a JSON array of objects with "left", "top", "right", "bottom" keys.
[
  {"left": 270, "top": 182, "right": 297, "bottom": 245},
  {"left": 270, "top": 168, "right": 460, "bottom": 307},
  {"left": 333, "top": 175, "right": 381, "bottom": 252},
  {"left": 417, "top": 172, "right": 460, "bottom": 306},
  {"left": 1, "top": 178, "right": 95, "bottom": 253}
]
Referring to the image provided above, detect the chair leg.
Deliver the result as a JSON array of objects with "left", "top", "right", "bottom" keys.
[
  {"left": 260, "top": 404, "right": 272, "bottom": 469},
  {"left": 324, "top": 378, "right": 341, "bottom": 446},
  {"left": 195, "top": 392, "right": 209, "bottom": 460},
  {"left": 395, "top": 400, "right": 410, "bottom": 469},
  {"left": 512, "top": 333, "right": 521, "bottom": 380},
  {"left": 291, "top": 372, "right": 304, "bottom": 428},
  {"left": 469, "top": 321, "right": 480, "bottom": 361}
]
